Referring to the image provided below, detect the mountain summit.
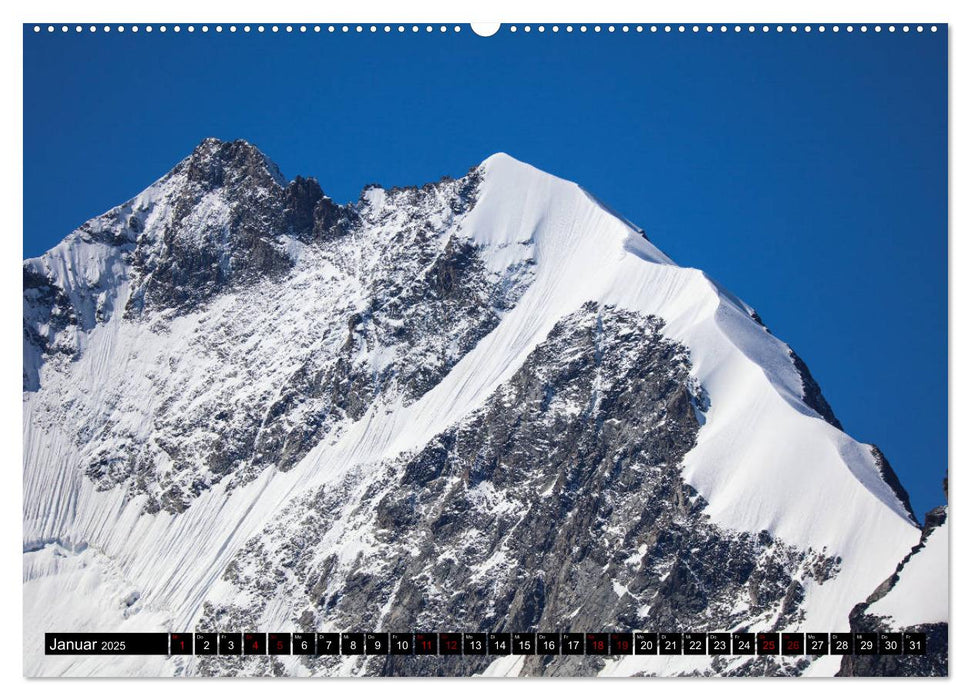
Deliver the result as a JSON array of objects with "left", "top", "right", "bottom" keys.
[{"left": 23, "top": 139, "right": 946, "bottom": 676}]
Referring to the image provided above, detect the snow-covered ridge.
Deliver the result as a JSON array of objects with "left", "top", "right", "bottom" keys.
[
  {"left": 865, "top": 507, "right": 948, "bottom": 628},
  {"left": 24, "top": 140, "right": 930, "bottom": 676},
  {"left": 466, "top": 153, "right": 920, "bottom": 630}
]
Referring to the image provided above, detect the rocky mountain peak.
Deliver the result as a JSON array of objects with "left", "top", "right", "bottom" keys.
[{"left": 183, "top": 137, "right": 288, "bottom": 193}]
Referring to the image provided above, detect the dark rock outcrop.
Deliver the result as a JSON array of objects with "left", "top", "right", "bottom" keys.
[
  {"left": 868, "top": 445, "right": 917, "bottom": 524},
  {"left": 196, "top": 304, "right": 840, "bottom": 677},
  {"left": 788, "top": 348, "right": 843, "bottom": 431}
]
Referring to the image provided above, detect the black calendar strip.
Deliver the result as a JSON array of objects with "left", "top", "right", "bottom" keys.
[{"left": 45, "top": 631, "right": 927, "bottom": 656}]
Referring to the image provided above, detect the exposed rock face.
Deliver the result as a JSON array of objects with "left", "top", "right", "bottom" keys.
[
  {"left": 23, "top": 265, "right": 81, "bottom": 390},
  {"left": 195, "top": 304, "right": 840, "bottom": 677},
  {"left": 788, "top": 348, "right": 843, "bottom": 431},
  {"left": 126, "top": 138, "right": 294, "bottom": 315},
  {"left": 866, "top": 446, "right": 917, "bottom": 524}
]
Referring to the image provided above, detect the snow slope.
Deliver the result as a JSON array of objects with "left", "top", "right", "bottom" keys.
[
  {"left": 23, "top": 146, "right": 927, "bottom": 676},
  {"left": 867, "top": 515, "right": 948, "bottom": 627}
]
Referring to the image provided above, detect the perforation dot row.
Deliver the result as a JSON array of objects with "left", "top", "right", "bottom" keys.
[
  {"left": 31, "top": 24, "right": 940, "bottom": 35},
  {"left": 507, "top": 24, "right": 937, "bottom": 34},
  {"left": 33, "top": 25, "right": 467, "bottom": 34}
]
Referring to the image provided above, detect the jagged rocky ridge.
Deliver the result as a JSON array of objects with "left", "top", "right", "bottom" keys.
[
  {"left": 25, "top": 139, "right": 532, "bottom": 514},
  {"left": 23, "top": 139, "right": 945, "bottom": 677}
]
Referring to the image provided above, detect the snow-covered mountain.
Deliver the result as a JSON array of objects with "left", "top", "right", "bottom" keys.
[{"left": 23, "top": 138, "right": 946, "bottom": 676}]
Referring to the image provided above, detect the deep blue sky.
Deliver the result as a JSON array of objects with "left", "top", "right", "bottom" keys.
[{"left": 23, "top": 25, "right": 947, "bottom": 517}]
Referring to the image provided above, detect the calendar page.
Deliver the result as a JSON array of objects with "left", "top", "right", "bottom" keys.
[{"left": 22, "top": 18, "right": 947, "bottom": 678}]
